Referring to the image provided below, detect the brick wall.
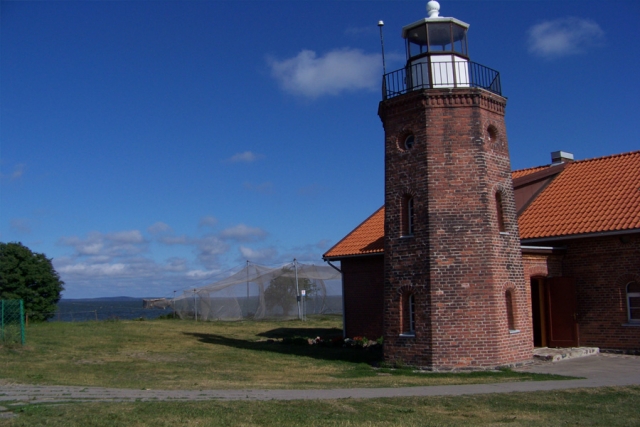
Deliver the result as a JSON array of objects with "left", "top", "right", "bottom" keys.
[
  {"left": 522, "top": 253, "right": 563, "bottom": 279},
  {"left": 379, "top": 88, "right": 532, "bottom": 369},
  {"left": 341, "top": 256, "right": 384, "bottom": 339},
  {"left": 561, "top": 233, "right": 640, "bottom": 352}
]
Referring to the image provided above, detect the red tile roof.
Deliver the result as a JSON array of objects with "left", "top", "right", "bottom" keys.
[
  {"left": 324, "top": 151, "right": 640, "bottom": 258},
  {"left": 323, "top": 206, "right": 385, "bottom": 258},
  {"left": 511, "top": 165, "right": 551, "bottom": 179},
  {"left": 518, "top": 151, "right": 640, "bottom": 240}
]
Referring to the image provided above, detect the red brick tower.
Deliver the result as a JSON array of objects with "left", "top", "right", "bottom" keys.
[{"left": 379, "top": 1, "right": 532, "bottom": 369}]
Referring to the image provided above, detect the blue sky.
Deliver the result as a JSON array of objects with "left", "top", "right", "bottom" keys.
[{"left": 2, "top": 0, "right": 638, "bottom": 298}]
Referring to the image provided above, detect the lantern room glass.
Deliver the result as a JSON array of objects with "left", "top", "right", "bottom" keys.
[{"left": 406, "top": 22, "right": 468, "bottom": 60}]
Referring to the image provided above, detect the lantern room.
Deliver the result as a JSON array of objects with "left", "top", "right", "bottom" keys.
[
  {"left": 401, "top": 0, "right": 470, "bottom": 90},
  {"left": 381, "top": 1, "right": 501, "bottom": 100}
]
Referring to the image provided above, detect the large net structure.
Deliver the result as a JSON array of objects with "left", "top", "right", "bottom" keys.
[{"left": 144, "top": 262, "right": 342, "bottom": 321}]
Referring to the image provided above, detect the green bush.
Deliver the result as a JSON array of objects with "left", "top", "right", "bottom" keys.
[{"left": 0, "top": 242, "right": 64, "bottom": 322}]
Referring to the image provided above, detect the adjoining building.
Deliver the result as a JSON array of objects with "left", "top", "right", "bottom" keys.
[{"left": 323, "top": 2, "right": 640, "bottom": 369}]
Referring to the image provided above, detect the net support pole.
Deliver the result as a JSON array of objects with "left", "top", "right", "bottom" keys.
[
  {"left": 294, "top": 259, "right": 301, "bottom": 320},
  {"left": 246, "top": 260, "right": 250, "bottom": 316},
  {"left": 193, "top": 289, "right": 198, "bottom": 322}
]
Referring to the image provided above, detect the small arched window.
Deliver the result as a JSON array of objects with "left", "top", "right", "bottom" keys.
[
  {"left": 496, "top": 192, "right": 506, "bottom": 232},
  {"left": 401, "top": 195, "right": 414, "bottom": 236},
  {"left": 487, "top": 125, "right": 498, "bottom": 142},
  {"left": 627, "top": 282, "right": 640, "bottom": 322},
  {"left": 505, "top": 289, "right": 516, "bottom": 331},
  {"left": 401, "top": 292, "right": 416, "bottom": 335}
]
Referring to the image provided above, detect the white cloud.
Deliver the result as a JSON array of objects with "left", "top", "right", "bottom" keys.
[
  {"left": 281, "top": 240, "right": 332, "bottom": 265},
  {"left": 314, "top": 239, "right": 333, "bottom": 250},
  {"left": 52, "top": 223, "right": 250, "bottom": 297},
  {"left": 162, "top": 257, "right": 188, "bottom": 272},
  {"left": 238, "top": 246, "right": 278, "bottom": 264},
  {"left": 85, "top": 255, "right": 112, "bottom": 263},
  {"left": 244, "top": 181, "right": 273, "bottom": 194},
  {"left": 60, "top": 234, "right": 104, "bottom": 255},
  {"left": 10, "top": 218, "right": 31, "bottom": 234},
  {"left": 148, "top": 222, "right": 192, "bottom": 245},
  {"left": 56, "top": 226, "right": 237, "bottom": 292},
  {"left": 220, "top": 224, "right": 267, "bottom": 242},
  {"left": 195, "top": 235, "right": 229, "bottom": 269},
  {"left": 185, "top": 269, "right": 220, "bottom": 279},
  {"left": 59, "top": 230, "right": 148, "bottom": 257},
  {"left": 528, "top": 17, "right": 605, "bottom": 58},
  {"left": 11, "top": 163, "right": 25, "bottom": 180},
  {"left": 58, "top": 262, "right": 128, "bottom": 277},
  {"left": 198, "top": 215, "right": 218, "bottom": 228},
  {"left": 159, "top": 235, "right": 190, "bottom": 245},
  {"left": 268, "top": 48, "right": 381, "bottom": 98},
  {"left": 107, "top": 230, "right": 145, "bottom": 244},
  {"left": 227, "top": 151, "right": 262, "bottom": 163},
  {"left": 148, "top": 222, "right": 172, "bottom": 235}
]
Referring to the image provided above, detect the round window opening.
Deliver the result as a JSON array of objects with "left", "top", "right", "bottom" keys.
[{"left": 404, "top": 135, "right": 415, "bottom": 150}]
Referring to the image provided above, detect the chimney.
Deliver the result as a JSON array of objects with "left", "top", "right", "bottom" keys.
[{"left": 551, "top": 151, "right": 574, "bottom": 164}]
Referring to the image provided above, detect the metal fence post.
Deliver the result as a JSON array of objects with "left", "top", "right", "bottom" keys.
[
  {"left": 1, "top": 300, "right": 4, "bottom": 342},
  {"left": 19, "top": 300, "right": 25, "bottom": 345}
]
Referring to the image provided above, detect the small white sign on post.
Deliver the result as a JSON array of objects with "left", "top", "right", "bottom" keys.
[{"left": 301, "top": 290, "right": 306, "bottom": 297}]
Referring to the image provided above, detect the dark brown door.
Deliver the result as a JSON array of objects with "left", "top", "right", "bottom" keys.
[
  {"left": 531, "top": 278, "right": 545, "bottom": 347},
  {"left": 545, "top": 277, "right": 578, "bottom": 347}
]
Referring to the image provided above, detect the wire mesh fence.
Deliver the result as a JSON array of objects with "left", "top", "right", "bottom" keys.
[
  {"left": 14, "top": 262, "right": 343, "bottom": 326},
  {"left": 145, "top": 262, "right": 343, "bottom": 321},
  {"left": 1, "top": 299, "right": 25, "bottom": 345}
]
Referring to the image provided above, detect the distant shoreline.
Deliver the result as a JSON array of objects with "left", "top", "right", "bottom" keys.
[{"left": 60, "top": 296, "right": 157, "bottom": 302}]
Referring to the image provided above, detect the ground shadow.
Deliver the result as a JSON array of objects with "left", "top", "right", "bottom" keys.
[
  {"left": 256, "top": 327, "right": 342, "bottom": 339},
  {"left": 183, "top": 331, "right": 382, "bottom": 364}
]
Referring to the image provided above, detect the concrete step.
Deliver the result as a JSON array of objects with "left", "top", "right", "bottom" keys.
[{"left": 533, "top": 347, "right": 599, "bottom": 362}]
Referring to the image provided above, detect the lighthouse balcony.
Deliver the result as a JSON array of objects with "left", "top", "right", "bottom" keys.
[{"left": 382, "top": 60, "right": 501, "bottom": 100}]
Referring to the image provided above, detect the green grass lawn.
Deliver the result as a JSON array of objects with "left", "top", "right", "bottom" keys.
[
  {"left": 0, "top": 316, "right": 567, "bottom": 390},
  {"left": 1, "top": 387, "right": 639, "bottom": 426}
]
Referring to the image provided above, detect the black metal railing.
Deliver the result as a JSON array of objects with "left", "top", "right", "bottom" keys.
[{"left": 382, "top": 60, "right": 501, "bottom": 100}]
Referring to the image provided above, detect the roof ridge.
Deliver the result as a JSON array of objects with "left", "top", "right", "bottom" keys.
[
  {"left": 513, "top": 164, "right": 551, "bottom": 174},
  {"left": 513, "top": 150, "right": 640, "bottom": 173},
  {"left": 568, "top": 150, "right": 640, "bottom": 166}
]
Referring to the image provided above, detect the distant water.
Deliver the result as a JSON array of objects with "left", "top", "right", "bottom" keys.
[
  {"left": 54, "top": 295, "right": 343, "bottom": 322},
  {"left": 55, "top": 299, "right": 171, "bottom": 322}
]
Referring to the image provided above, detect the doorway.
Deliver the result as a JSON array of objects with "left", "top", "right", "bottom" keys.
[
  {"left": 530, "top": 277, "right": 578, "bottom": 348},
  {"left": 530, "top": 277, "right": 546, "bottom": 347}
]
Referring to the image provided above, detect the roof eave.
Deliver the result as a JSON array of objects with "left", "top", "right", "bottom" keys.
[
  {"left": 322, "top": 251, "right": 384, "bottom": 262},
  {"left": 520, "top": 245, "right": 566, "bottom": 255},
  {"left": 521, "top": 227, "right": 640, "bottom": 244}
]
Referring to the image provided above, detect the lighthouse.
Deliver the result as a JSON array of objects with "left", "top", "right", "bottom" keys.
[{"left": 379, "top": 1, "right": 532, "bottom": 369}]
